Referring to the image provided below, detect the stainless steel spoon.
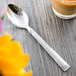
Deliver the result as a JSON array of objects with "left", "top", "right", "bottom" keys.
[{"left": 7, "top": 4, "right": 70, "bottom": 71}]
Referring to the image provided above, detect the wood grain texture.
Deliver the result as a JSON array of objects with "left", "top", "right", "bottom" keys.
[{"left": 1, "top": 0, "right": 76, "bottom": 76}]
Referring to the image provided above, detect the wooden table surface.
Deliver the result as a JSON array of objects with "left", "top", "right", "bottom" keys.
[{"left": 1, "top": 0, "right": 76, "bottom": 76}]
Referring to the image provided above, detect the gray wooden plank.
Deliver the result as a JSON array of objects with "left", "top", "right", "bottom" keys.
[
  {"left": 5, "top": 0, "right": 46, "bottom": 76},
  {"left": 1, "top": 0, "right": 76, "bottom": 76},
  {"left": 27, "top": 0, "right": 76, "bottom": 75}
]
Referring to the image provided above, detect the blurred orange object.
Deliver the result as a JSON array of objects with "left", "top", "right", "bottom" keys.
[
  {"left": 0, "top": 33, "right": 32, "bottom": 76},
  {"left": 52, "top": 0, "right": 76, "bottom": 19},
  {"left": 52, "top": 0, "right": 76, "bottom": 15},
  {"left": 63, "top": 0, "right": 76, "bottom": 1}
]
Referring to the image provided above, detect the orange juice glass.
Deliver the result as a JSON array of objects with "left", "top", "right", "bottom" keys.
[{"left": 52, "top": 0, "right": 76, "bottom": 19}]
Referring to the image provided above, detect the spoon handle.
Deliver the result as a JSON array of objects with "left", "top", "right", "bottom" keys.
[{"left": 27, "top": 26, "right": 70, "bottom": 71}]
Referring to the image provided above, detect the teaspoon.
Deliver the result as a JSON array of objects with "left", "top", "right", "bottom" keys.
[{"left": 7, "top": 4, "right": 70, "bottom": 71}]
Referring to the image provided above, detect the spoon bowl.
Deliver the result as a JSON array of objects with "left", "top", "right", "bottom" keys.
[{"left": 7, "top": 4, "right": 29, "bottom": 28}]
